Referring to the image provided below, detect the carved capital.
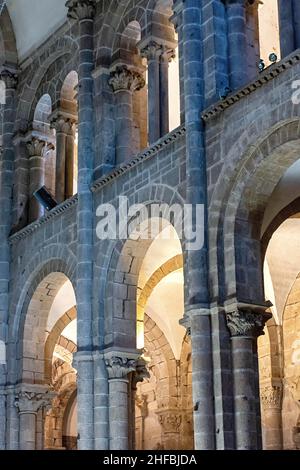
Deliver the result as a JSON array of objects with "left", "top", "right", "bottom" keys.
[
  {"left": 0, "top": 69, "right": 18, "bottom": 90},
  {"left": 26, "top": 138, "right": 46, "bottom": 157},
  {"left": 15, "top": 389, "right": 55, "bottom": 414},
  {"left": 105, "top": 356, "right": 137, "bottom": 379},
  {"left": 161, "top": 47, "right": 176, "bottom": 64},
  {"left": 157, "top": 410, "right": 182, "bottom": 434},
  {"left": 109, "top": 66, "right": 145, "bottom": 93},
  {"left": 226, "top": 305, "right": 271, "bottom": 338},
  {"left": 50, "top": 113, "right": 76, "bottom": 134},
  {"left": 260, "top": 384, "right": 283, "bottom": 410},
  {"left": 132, "top": 357, "right": 150, "bottom": 388},
  {"left": 140, "top": 41, "right": 163, "bottom": 61},
  {"left": 65, "top": 0, "right": 96, "bottom": 21}
]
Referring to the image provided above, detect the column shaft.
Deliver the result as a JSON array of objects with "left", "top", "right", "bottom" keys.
[
  {"left": 66, "top": 0, "right": 96, "bottom": 449},
  {"left": 115, "top": 89, "right": 133, "bottom": 163},
  {"left": 226, "top": 305, "right": 271, "bottom": 450},
  {"left": 27, "top": 138, "right": 46, "bottom": 222},
  {"left": 109, "top": 65, "right": 145, "bottom": 164},
  {"left": 0, "top": 71, "right": 17, "bottom": 450},
  {"left": 278, "top": 0, "right": 295, "bottom": 57},
  {"left": 147, "top": 53, "right": 161, "bottom": 143},
  {"left": 55, "top": 130, "right": 67, "bottom": 203},
  {"left": 191, "top": 312, "right": 215, "bottom": 449},
  {"left": 65, "top": 125, "right": 76, "bottom": 199},
  {"left": 292, "top": 0, "right": 300, "bottom": 50},
  {"left": 226, "top": 0, "right": 248, "bottom": 89},
  {"left": 179, "top": 0, "right": 215, "bottom": 449},
  {"left": 19, "top": 412, "right": 36, "bottom": 450},
  {"left": 159, "top": 53, "right": 170, "bottom": 136},
  {"left": 108, "top": 378, "right": 129, "bottom": 450},
  {"left": 93, "top": 353, "right": 109, "bottom": 450},
  {"left": 231, "top": 336, "right": 257, "bottom": 449}
]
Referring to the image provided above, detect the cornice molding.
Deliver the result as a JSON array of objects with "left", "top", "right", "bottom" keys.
[
  {"left": 202, "top": 50, "right": 300, "bottom": 121},
  {"left": 9, "top": 195, "right": 78, "bottom": 244},
  {"left": 91, "top": 125, "right": 186, "bottom": 193}
]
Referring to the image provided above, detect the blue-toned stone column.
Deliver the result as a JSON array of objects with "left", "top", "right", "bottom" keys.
[
  {"left": 225, "top": 304, "right": 271, "bottom": 449},
  {"left": 66, "top": 0, "right": 96, "bottom": 450},
  {"left": 109, "top": 65, "right": 145, "bottom": 164},
  {"left": 0, "top": 68, "right": 17, "bottom": 450},
  {"left": 278, "top": 0, "right": 295, "bottom": 57},
  {"left": 173, "top": 0, "right": 215, "bottom": 450},
  {"left": 224, "top": 0, "right": 248, "bottom": 90}
]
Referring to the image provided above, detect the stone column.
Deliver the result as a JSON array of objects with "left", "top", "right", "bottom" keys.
[
  {"left": 260, "top": 382, "right": 283, "bottom": 450},
  {"left": 0, "top": 69, "right": 17, "bottom": 450},
  {"left": 26, "top": 137, "right": 46, "bottom": 222},
  {"left": 140, "top": 41, "right": 175, "bottom": 143},
  {"left": 50, "top": 112, "right": 76, "bottom": 203},
  {"left": 293, "top": 0, "right": 300, "bottom": 51},
  {"left": 174, "top": 1, "right": 215, "bottom": 449},
  {"left": 12, "top": 132, "right": 29, "bottom": 231},
  {"left": 15, "top": 388, "right": 54, "bottom": 450},
  {"left": 66, "top": 0, "right": 96, "bottom": 450},
  {"left": 225, "top": 0, "right": 248, "bottom": 90},
  {"left": 109, "top": 65, "right": 145, "bottom": 164},
  {"left": 226, "top": 304, "right": 271, "bottom": 450},
  {"left": 65, "top": 120, "right": 77, "bottom": 199},
  {"left": 105, "top": 354, "right": 138, "bottom": 450},
  {"left": 129, "top": 358, "right": 149, "bottom": 450},
  {"left": 171, "top": 3, "right": 185, "bottom": 124},
  {"left": 159, "top": 47, "right": 176, "bottom": 136},
  {"left": 278, "top": 0, "right": 295, "bottom": 57},
  {"left": 140, "top": 42, "right": 161, "bottom": 144}
]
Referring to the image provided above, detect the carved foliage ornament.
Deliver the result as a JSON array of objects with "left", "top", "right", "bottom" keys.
[
  {"left": 65, "top": 0, "right": 96, "bottom": 21},
  {"left": 109, "top": 66, "right": 145, "bottom": 93},
  {"left": 105, "top": 356, "right": 137, "bottom": 379},
  {"left": 158, "top": 411, "right": 182, "bottom": 434},
  {"left": 260, "top": 384, "right": 283, "bottom": 410},
  {"left": 226, "top": 308, "right": 271, "bottom": 338},
  {"left": 15, "top": 390, "right": 54, "bottom": 414}
]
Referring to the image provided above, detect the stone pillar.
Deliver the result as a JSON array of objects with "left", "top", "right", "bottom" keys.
[
  {"left": 260, "top": 382, "right": 283, "bottom": 450},
  {"left": 188, "top": 310, "right": 215, "bottom": 449},
  {"left": 171, "top": 3, "right": 185, "bottom": 124},
  {"left": 140, "top": 41, "right": 175, "bottom": 143},
  {"left": 129, "top": 358, "right": 149, "bottom": 450},
  {"left": 109, "top": 65, "right": 145, "bottom": 164},
  {"left": 66, "top": 0, "right": 96, "bottom": 449},
  {"left": 157, "top": 410, "right": 182, "bottom": 449},
  {"left": 92, "top": 67, "right": 116, "bottom": 177},
  {"left": 278, "top": 0, "right": 295, "bottom": 57},
  {"left": 105, "top": 354, "right": 139, "bottom": 450},
  {"left": 159, "top": 48, "right": 175, "bottom": 136},
  {"left": 226, "top": 304, "right": 271, "bottom": 450},
  {"left": 12, "top": 132, "right": 29, "bottom": 231},
  {"left": 65, "top": 120, "right": 77, "bottom": 199},
  {"left": 93, "top": 351, "right": 109, "bottom": 450},
  {"left": 293, "top": 0, "right": 300, "bottom": 51},
  {"left": 15, "top": 388, "right": 54, "bottom": 450},
  {"left": 26, "top": 137, "right": 46, "bottom": 222},
  {"left": 225, "top": 0, "right": 248, "bottom": 90},
  {"left": 174, "top": 0, "right": 215, "bottom": 449},
  {"left": 140, "top": 42, "right": 161, "bottom": 144},
  {"left": 51, "top": 112, "right": 76, "bottom": 203},
  {"left": 0, "top": 69, "right": 17, "bottom": 450}
]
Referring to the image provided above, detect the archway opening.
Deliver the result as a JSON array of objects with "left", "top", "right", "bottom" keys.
[{"left": 20, "top": 272, "right": 77, "bottom": 450}]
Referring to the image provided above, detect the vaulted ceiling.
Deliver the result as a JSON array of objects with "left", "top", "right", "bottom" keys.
[{"left": 6, "top": 0, "right": 68, "bottom": 62}]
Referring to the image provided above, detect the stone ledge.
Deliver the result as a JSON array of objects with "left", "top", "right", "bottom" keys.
[
  {"left": 202, "top": 49, "right": 300, "bottom": 122},
  {"left": 91, "top": 125, "right": 186, "bottom": 193},
  {"left": 9, "top": 195, "right": 78, "bottom": 244}
]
